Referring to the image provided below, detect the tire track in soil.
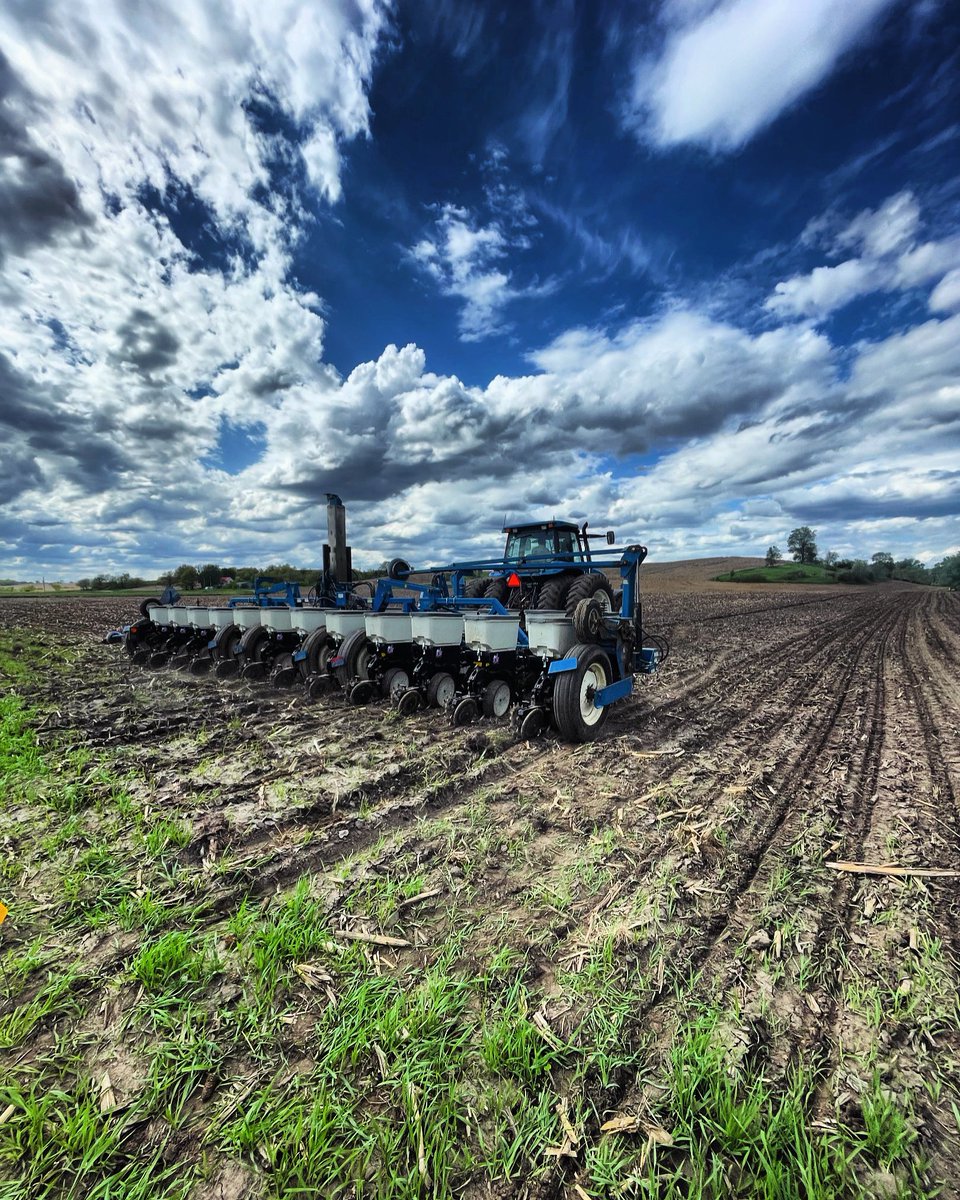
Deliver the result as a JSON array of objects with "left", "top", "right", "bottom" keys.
[
  {"left": 652, "top": 589, "right": 863, "bottom": 630},
  {"left": 612, "top": 593, "right": 896, "bottom": 767},
  {"left": 534, "top": 595, "right": 906, "bottom": 1198},
  {"left": 896, "top": 593, "right": 960, "bottom": 946},
  {"left": 312, "top": 597, "right": 902, "bottom": 984},
  {"left": 429, "top": 596, "right": 906, "bottom": 984},
  {"left": 883, "top": 593, "right": 960, "bottom": 1192}
]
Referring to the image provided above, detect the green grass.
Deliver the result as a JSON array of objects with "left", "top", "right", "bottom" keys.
[
  {"left": 582, "top": 1008, "right": 927, "bottom": 1198},
  {"left": 714, "top": 563, "right": 838, "bottom": 584}
]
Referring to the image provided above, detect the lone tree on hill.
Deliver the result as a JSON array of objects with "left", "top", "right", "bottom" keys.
[
  {"left": 871, "top": 552, "right": 894, "bottom": 578},
  {"left": 787, "top": 526, "right": 818, "bottom": 564},
  {"left": 765, "top": 545, "right": 782, "bottom": 567}
]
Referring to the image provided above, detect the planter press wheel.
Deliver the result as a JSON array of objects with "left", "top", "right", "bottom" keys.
[
  {"left": 551, "top": 643, "right": 612, "bottom": 742},
  {"left": 481, "top": 678, "right": 511, "bottom": 718},
  {"left": 426, "top": 671, "right": 456, "bottom": 709},
  {"left": 381, "top": 667, "right": 410, "bottom": 702},
  {"left": 189, "top": 657, "right": 212, "bottom": 676},
  {"left": 396, "top": 688, "right": 421, "bottom": 715}
]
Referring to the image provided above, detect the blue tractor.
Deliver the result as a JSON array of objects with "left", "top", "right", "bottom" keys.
[{"left": 460, "top": 519, "right": 619, "bottom": 614}]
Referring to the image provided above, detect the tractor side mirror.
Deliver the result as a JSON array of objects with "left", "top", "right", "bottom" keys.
[{"left": 606, "top": 530, "right": 616, "bottom": 544}]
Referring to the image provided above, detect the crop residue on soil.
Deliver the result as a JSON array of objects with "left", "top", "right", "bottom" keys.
[{"left": 1, "top": 580, "right": 959, "bottom": 1198}]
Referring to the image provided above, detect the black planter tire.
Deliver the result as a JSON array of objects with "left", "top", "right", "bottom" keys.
[
  {"left": 212, "top": 624, "right": 242, "bottom": 662},
  {"left": 552, "top": 643, "right": 612, "bottom": 742},
  {"left": 463, "top": 578, "right": 487, "bottom": 599},
  {"left": 426, "top": 672, "right": 456, "bottom": 708},
  {"left": 564, "top": 573, "right": 615, "bottom": 617},
  {"left": 299, "top": 628, "right": 330, "bottom": 679},
  {"left": 334, "top": 630, "right": 372, "bottom": 690},
  {"left": 238, "top": 626, "right": 270, "bottom": 664},
  {"left": 481, "top": 678, "right": 511, "bottom": 718}
]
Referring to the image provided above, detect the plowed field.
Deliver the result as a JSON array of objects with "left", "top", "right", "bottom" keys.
[{"left": 1, "top": 577, "right": 959, "bottom": 1199}]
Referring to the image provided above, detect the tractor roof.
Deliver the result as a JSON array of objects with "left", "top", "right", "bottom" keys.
[{"left": 503, "top": 520, "right": 580, "bottom": 533}]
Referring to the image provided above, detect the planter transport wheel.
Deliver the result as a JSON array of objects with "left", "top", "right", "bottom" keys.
[
  {"left": 572, "top": 596, "right": 607, "bottom": 643},
  {"left": 397, "top": 688, "right": 421, "bottom": 716},
  {"left": 426, "top": 671, "right": 456, "bottom": 708},
  {"left": 481, "top": 678, "right": 511, "bottom": 718},
  {"left": 552, "top": 643, "right": 612, "bottom": 742}
]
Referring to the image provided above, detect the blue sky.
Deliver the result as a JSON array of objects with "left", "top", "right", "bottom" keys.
[{"left": 1, "top": 0, "right": 959, "bottom": 578}]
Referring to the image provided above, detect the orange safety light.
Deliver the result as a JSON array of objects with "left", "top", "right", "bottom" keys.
[{"left": 507, "top": 572, "right": 522, "bottom": 588}]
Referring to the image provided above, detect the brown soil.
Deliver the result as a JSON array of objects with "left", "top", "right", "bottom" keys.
[{"left": 2, "top": 579, "right": 959, "bottom": 1197}]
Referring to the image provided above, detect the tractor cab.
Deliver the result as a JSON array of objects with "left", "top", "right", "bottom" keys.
[
  {"left": 504, "top": 521, "right": 584, "bottom": 565},
  {"left": 502, "top": 520, "right": 614, "bottom": 568}
]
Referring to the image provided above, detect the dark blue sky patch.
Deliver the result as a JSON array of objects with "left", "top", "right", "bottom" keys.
[
  {"left": 201, "top": 417, "right": 267, "bottom": 475},
  {"left": 136, "top": 178, "right": 259, "bottom": 274}
]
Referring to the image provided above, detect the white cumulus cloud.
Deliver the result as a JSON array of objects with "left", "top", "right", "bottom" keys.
[{"left": 629, "top": 0, "right": 898, "bottom": 152}]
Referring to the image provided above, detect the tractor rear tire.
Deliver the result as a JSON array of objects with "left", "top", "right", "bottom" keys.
[
  {"left": 484, "top": 579, "right": 508, "bottom": 605},
  {"left": 463, "top": 578, "right": 487, "bottom": 599},
  {"left": 139, "top": 596, "right": 163, "bottom": 618},
  {"left": 334, "top": 630, "right": 371, "bottom": 691},
  {"left": 552, "top": 643, "right": 611, "bottom": 742},
  {"left": 536, "top": 574, "right": 574, "bottom": 610},
  {"left": 564, "top": 574, "right": 615, "bottom": 617}
]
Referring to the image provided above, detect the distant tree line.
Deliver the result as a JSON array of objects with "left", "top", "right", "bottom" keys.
[
  {"left": 77, "top": 572, "right": 151, "bottom": 591},
  {"left": 764, "top": 528, "right": 960, "bottom": 588}
]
